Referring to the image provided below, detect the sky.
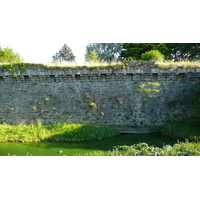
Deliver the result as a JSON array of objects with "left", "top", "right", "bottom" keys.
[{"left": 1, "top": 0, "right": 199, "bottom": 65}]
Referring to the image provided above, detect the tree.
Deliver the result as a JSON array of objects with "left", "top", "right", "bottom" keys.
[
  {"left": 52, "top": 44, "right": 75, "bottom": 62},
  {"left": 85, "top": 43, "right": 123, "bottom": 62},
  {"left": 87, "top": 50, "right": 99, "bottom": 62},
  {"left": 120, "top": 43, "right": 173, "bottom": 61},
  {"left": 171, "top": 43, "right": 200, "bottom": 61},
  {"left": 0, "top": 47, "right": 22, "bottom": 63},
  {"left": 120, "top": 43, "right": 200, "bottom": 61}
]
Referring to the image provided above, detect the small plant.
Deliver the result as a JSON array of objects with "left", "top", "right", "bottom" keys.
[
  {"left": 32, "top": 106, "right": 38, "bottom": 112},
  {"left": 139, "top": 82, "right": 161, "bottom": 97},
  {"left": 116, "top": 97, "right": 123, "bottom": 104},
  {"left": 45, "top": 97, "right": 50, "bottom": 102},
  {"left": 141, "top": 50, "right": 164, "bottom": 62},
  {"left": 89, "top": 102, "right": 98, "bottom": 109},
  {"left": 10, "top": 107, "right": 15, "bottom": 111}
]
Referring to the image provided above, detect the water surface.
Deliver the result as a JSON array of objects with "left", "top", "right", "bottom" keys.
[{"left": 0, "top": 133, "right": 178, "bottom": 156}]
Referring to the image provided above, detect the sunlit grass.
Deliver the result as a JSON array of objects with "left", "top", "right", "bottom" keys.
[
  {"left": 47, "top": 61, "right": 125, "bottom": 68},
  {"left": 155, "top": 60, "right": 200, "bottom": 69},
  {"left": 0, "top": 122, "right": 118, "bottom": 142}
]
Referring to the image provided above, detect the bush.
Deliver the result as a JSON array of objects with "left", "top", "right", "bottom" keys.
[
  {"left": 0, "top": 47, "right": 22, "bottom": 63},
  {"left": 141, "top": 50, "right": 164, "bottom": 62},
  {"left": 82, "top": 141, "right": 200, "bottom": 156}
]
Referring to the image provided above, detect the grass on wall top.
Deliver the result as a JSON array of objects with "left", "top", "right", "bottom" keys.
[{"left": 0, "top": 61, "right": 200, "bottom": 73}]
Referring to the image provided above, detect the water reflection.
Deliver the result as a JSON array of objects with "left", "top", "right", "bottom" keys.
[{"left": 0, "top": 133, "right": 178, "bottom": 156}]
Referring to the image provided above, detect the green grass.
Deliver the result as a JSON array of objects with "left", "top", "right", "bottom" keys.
[
  {"left": 1, "top": 61, "right": 200, "bottom": 72},
  {"left": 159, "top": 121, "right": 200, "bottom": 141},
  {"left": 155, "top": 61, "right": 200, "bottom": 69},
  {"left": 0, "top": 61, "right": 125, "bottom": 70},
  {"left": 82, "top": 140, "right": 200, "bottom": 156},
  {"left": 0, "top": 122, "right": 119, "bottom": 142}
]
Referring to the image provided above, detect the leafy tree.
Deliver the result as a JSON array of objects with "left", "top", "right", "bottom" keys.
[
  {"left": 85, "top": 43, "right": 123, "bottom": 62},
  {"left": 120, "top": 43, "right": 200, "bottom": 61},
  {"left": 52, "top": 44, "right": 75, "bottom": 62},
  {"left": 170, "top": 43, "right": 200, "bottom": 61},
  {"left": 87, "top": 50, "right": 99, "bottom": 62},
  {"left": 120, "top": 43, "right": 173, "bottom": 61},
  {"left": 0, "top": 47, "right": 22, "bottom": 63}
]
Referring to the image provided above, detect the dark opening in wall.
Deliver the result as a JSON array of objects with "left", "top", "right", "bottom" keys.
[
  {"left": 75, "top": 74, "right": 80, "bottom": 79},
  {"left": 152, "top": 73, "right": 158, "bottom": 80},
  {"left": 50, "top": 75, "right": 56, "bottom": 82},
  {"left": 101, "top": 74, "right": 107, "bottom": 77},
  {"left": 24, "top": 75, "right": 29, "bottom": 81}
]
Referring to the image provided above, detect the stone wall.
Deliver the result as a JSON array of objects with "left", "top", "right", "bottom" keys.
[{"left": 0, "top": 61, "right": 200, "bottom": 126}]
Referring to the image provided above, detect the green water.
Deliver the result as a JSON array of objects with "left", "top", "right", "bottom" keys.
[{"left": 0, "top": 133, "right": 178, "bottom": 156}]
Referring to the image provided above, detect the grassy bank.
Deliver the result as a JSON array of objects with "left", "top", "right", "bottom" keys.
[
  {"left": 0, "top": 122, "right": 119, "bottom": 142},
  {"left": 159, "top": 121, "right": 200, "bottom": 141}
]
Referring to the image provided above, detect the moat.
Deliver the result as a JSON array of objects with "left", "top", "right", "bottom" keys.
[{"left": 0, "top": 133, "right": 177, "bottom": 156}]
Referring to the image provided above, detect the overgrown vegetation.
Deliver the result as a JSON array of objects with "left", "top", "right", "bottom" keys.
[
  {"left": 1, "top": 62, "right": 27, "bottom": 75},
  {"left": 159, "top": 121, "right": 200, "bottom": 141},
  {"left": 0, "top": 122, "right": 118, "bottom": 142},
  {"left": 82, "top": 141, "right": 200, "bottom": 156},
  {"left": 120, "top": 43, "right": 200, "bottom": 61},
  {"left": 155, "top": 61, "right": 200, "bottom": 69}
]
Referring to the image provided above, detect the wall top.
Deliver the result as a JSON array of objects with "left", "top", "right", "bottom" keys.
[{"left": 0, "top": 61, "right": 200, "bottom": 76}]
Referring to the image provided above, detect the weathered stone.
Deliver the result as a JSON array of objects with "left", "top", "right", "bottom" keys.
[{"left": 0, "top": 62, "right": 199, "bottom": 127}]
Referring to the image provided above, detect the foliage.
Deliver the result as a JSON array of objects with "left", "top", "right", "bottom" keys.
[
  {"left": 120, "top": 43, "right": 200, "bottom": 61},
  {"left": 85, "top": 43, "right": 123, "bottom": 62},
  {"left": 120, "top": 43, "right": 173, "bottom": 60},
  {"left": 82, "top": 141, "right": 200, "bottom": 156},
  {"left": 0, "top": 122, "right": 118, "bottom": 142},
  {"left": 52, "top": 44, "right": 76, "bottom": 62},
  {"left": 87, "top": 50, "right": 99, "bottom": 62},
  {"left": 171, "top": 43, "right": 200, "bottom": 61},
  {"left": 139, "top": 82, "right": 161, "bottom": 97},
  {"left": 89, "top": 102, "right": 98, "bottom": 109},
  {"left": 1, "top": 62, "right": 27, "bottom": 75},
  {"left": 193, "top": 81, "right": 200, "bottom": 118},
  {"left": 0, "top": 47, "right": 22, "bottom": 63},
  {"left": 160, "top": 121, "right": 200, "bottom": 141},
  {"left": 141, "top": 50, "right": 164, "bottom": 61}
]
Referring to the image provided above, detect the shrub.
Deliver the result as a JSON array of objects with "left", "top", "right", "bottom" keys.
[
  {"left": 0, "top": 47, "right": 22, "bottom": 63},
  {"left": 82, "top": 141, "right": 200, "bottom": 156},
  {"left": 141, "top": 50, "right": 164, "bottom": 62}
]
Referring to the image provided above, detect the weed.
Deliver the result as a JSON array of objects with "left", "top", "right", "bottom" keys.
[{"left": 89, "top": 102, "right": 98, "bottom": 109}]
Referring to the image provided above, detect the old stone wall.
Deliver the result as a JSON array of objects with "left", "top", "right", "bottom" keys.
[{"left": 0, "top": 61, "right": 200, "bottom": 126}]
